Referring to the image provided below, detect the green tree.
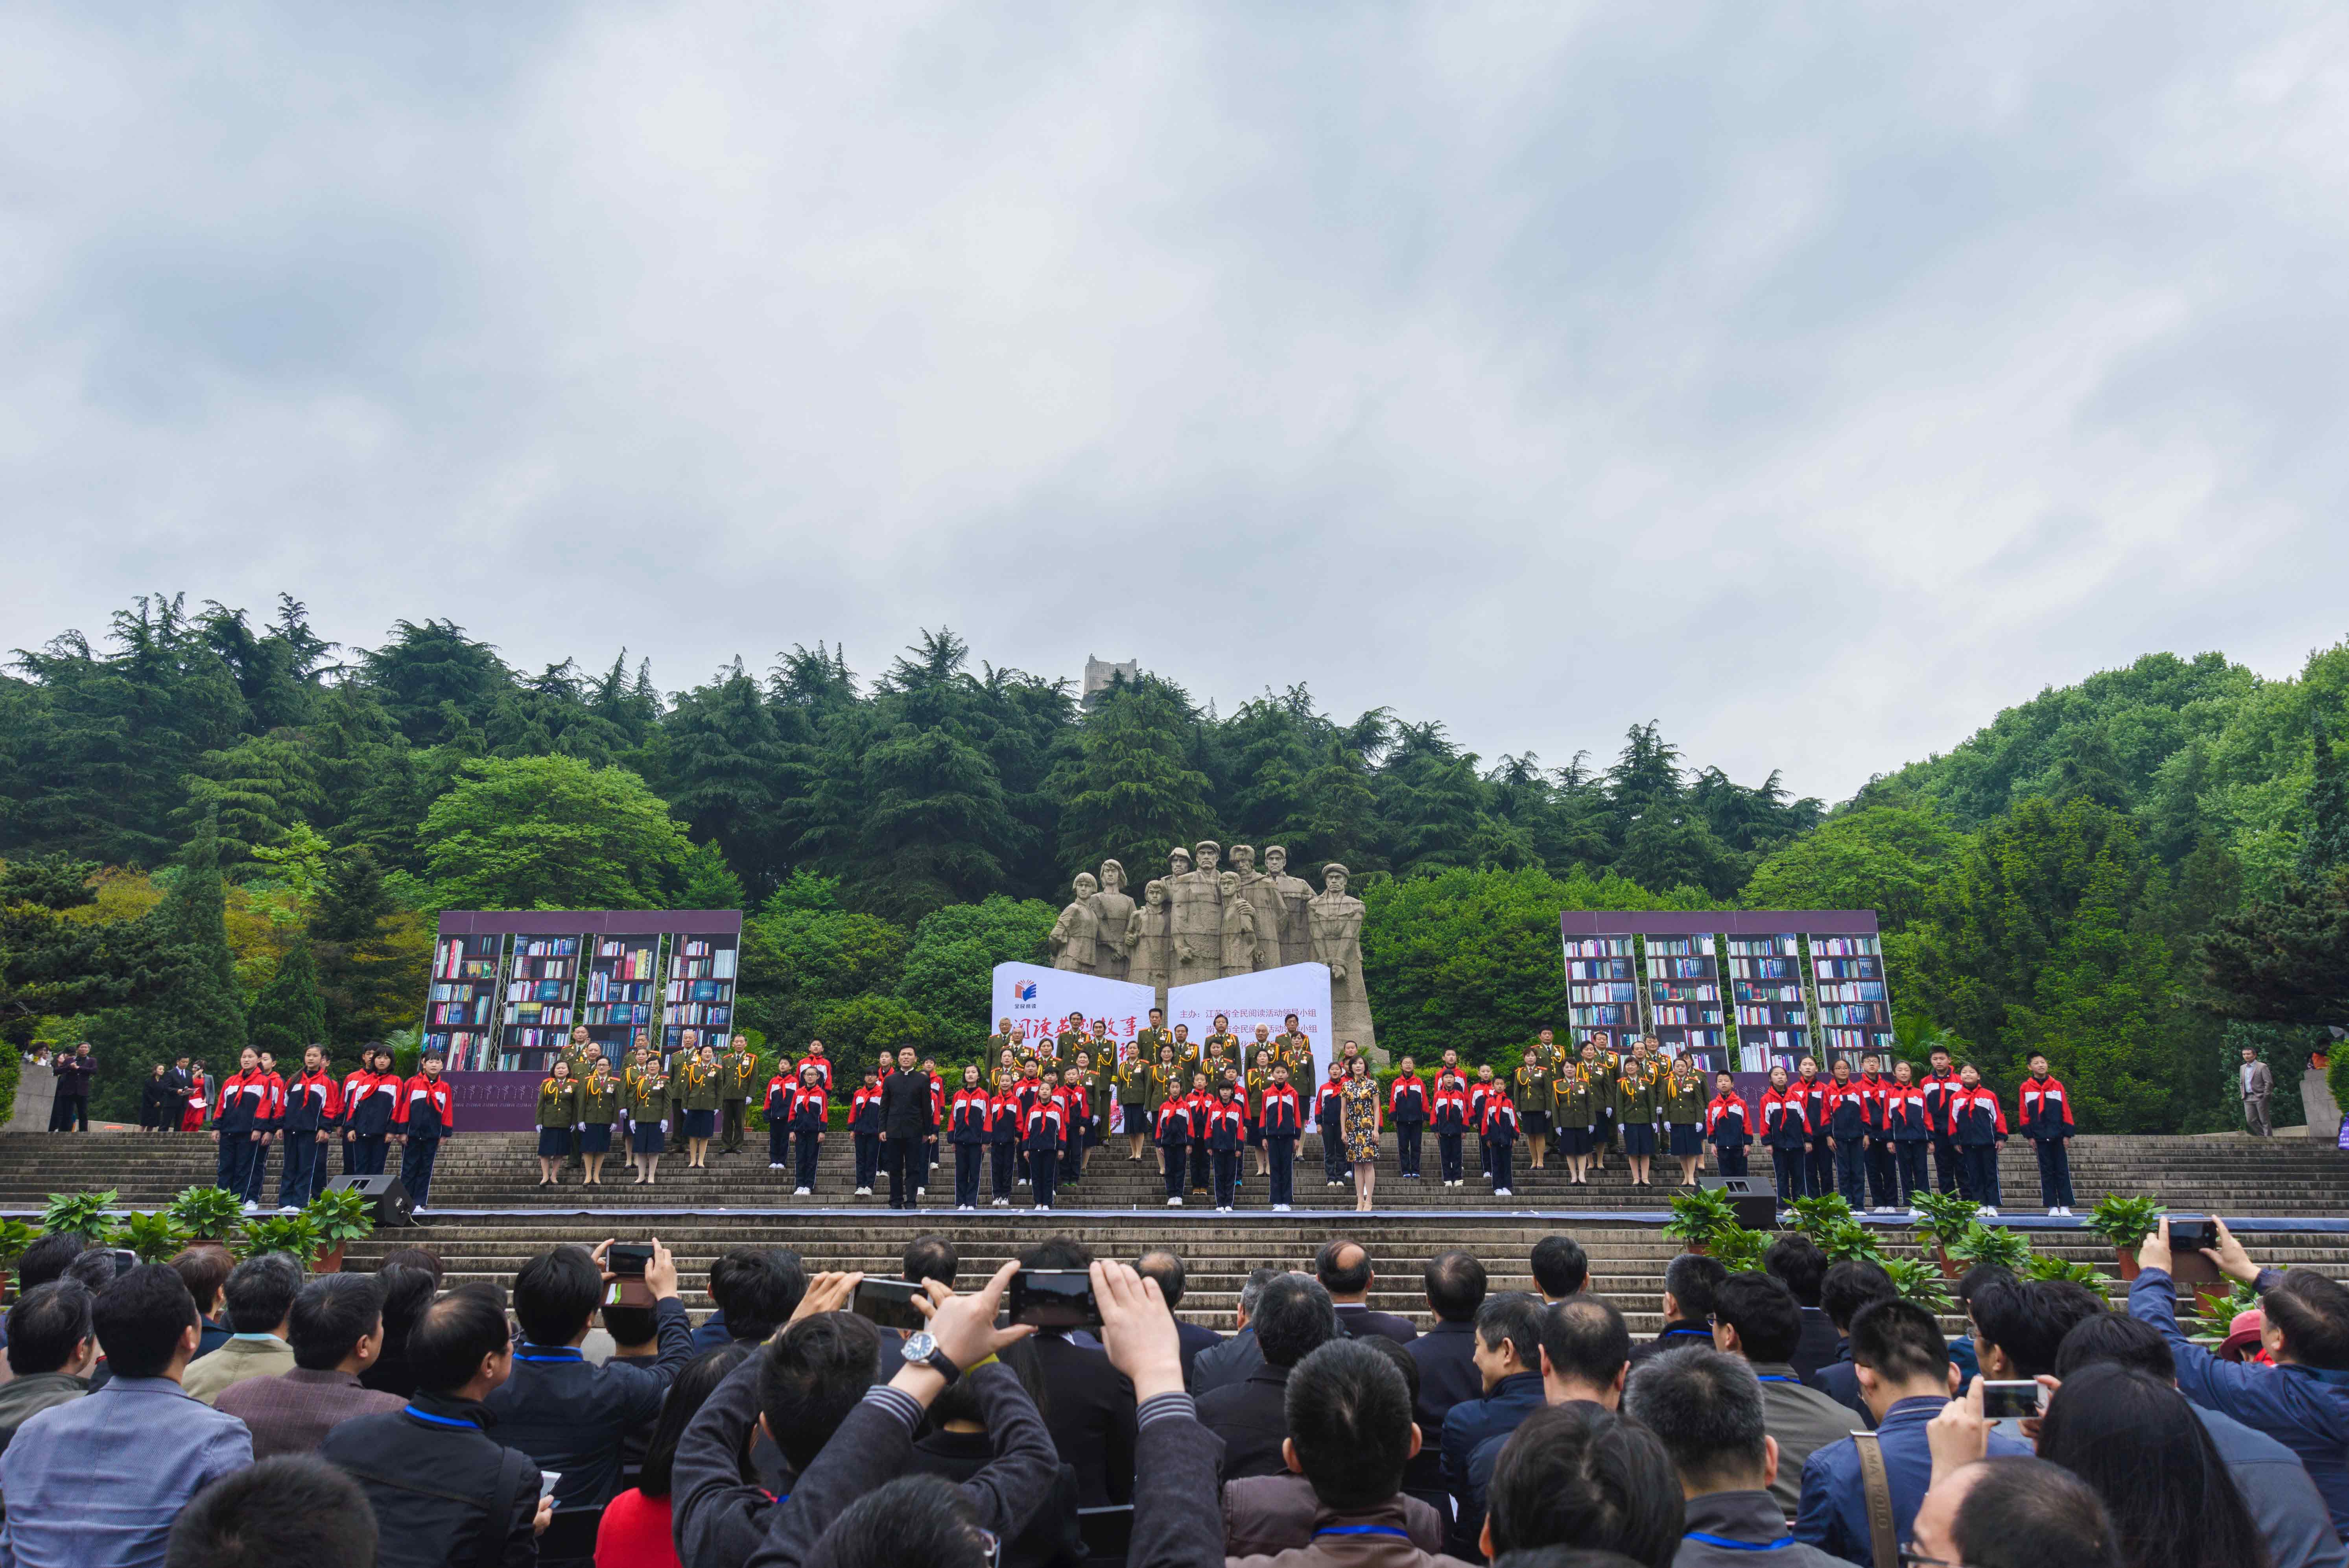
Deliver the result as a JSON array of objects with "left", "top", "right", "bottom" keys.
[
  {"left": 2301, "top": 701, "right": 2349, "bottom": 875},
  {"left": 1049, "top": 680, "right": 1215, "bottom": 881},
  {"left": 2198, "top": 868, "right": 2349, "bottom": 1030},
  {"left": 309, "top": 845, "right": 415, "bottom": 1045},
  {"left": 177, "top": 732, "right": 324, "bottom": 872},
  {"left": 662, "top": 663, "right": 796, "bottom": 888},
  {"left": 140, "top": 807, "right": 247, "bottom": 1064},
  {"left": 419, "top": 755, "right": 691, "bottom": 910},
  {"left": 1741, "top": 803, "right": 1967, "bottom": 930},
  {"left": 356, "top": 619, "right": 512, "bottom": 747},
  {"left": 892, "top": 895, "right": 1057, "bottom": 1054},
  {"left": 675, "top": 840, "right": 748, "bottom": 911},
  {"left": 813, "top": 994, "right": 942, "bottom": 1064},
  {"left": 734, "top": 875, "right": 911, "bottom": 1048},
  {"left": 246, "top": 937, "right": 326, "bottom": 1058}
]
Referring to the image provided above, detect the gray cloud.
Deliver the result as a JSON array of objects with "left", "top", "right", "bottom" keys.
[{"left": 4, "top": 2, "right": 2345, "bottom": 798}]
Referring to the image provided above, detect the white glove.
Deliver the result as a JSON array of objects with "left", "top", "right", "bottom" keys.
[
  {"left": 659, "top": 1120, "right": 668, "bottom": 1133},
  {"left": 575, "top": 1124, "right": 584, "bottom": 1132}
]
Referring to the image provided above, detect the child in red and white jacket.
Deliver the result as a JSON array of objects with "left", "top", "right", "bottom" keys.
[
  {"left": 1482, "top": 1087, "right": 1522, "bottom": 1197},
  {"left": 1884, "top": 1061, "right": 1934, "bottom": 1212},
  {"left": 2016, "top": 1052, "right": 2076, "bottom": 1215},
  {"left": 1705, "top": 1073, "right": 1752, "bottom": 1178},
  {"left": 1431, "top": 1070, "right": 1473, "bottom": 1187},
  {"left": 764, "top": 1067, "right": 800, "bottom": 1171},
  {"left": 1945, "top": 1064, "right": 2008, "bottom": 1215},
  {"left": 394, "top": 1051, "right": 455, "bottom": 1212}
]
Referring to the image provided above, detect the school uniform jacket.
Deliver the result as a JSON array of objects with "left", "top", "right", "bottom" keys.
[
  {"left": 282, "top": 1068, "right": 343, "bottom": 1134},
  {"left": 1919, "top": 1070, "right": 1964, "bottom": 1138},
  {"left": 1315, "top": 1079, "right": 1346, "bottom": 1129},
  {"left": 1467, "top": 1082, "right": 1495, "bottom": 1131},
  {"left": 763, "top": 1074, "right": 796, "bottom": 1120},
  {"left": 1387, "top": 1074, "right": 1428, "bottom": 1125},
  {"left": 1795, "top": 1076, "right": 1833, "bottom": 1142},
  {"left": 1022, "top": 1097, "right": 1066, "bottom": 1152},
  {"left": 1481, "top": 1100, "right": 1521, "bottom": 1143},
  {"left": 337, "top": 1067, "right": 376, "bottom": 1132},
  {"left": 1823, "top": 1080, "right": 1871, "bottom": 1140},
  {"left": 1432, "top": 1082, "right": 1472, "bottom": 1135},
  {"left": 988, "top": 1090, "right": 1023, "bottom": 1142},
  {"left": 1205, "top": 1100, "right": 1247, "bottom": 1152},
  {"left": 785, "top": 1083, "right": 828, "bottom": 1135},
  {"left": 213, "top": 1070, "right": 275, "bottom": 1135},
  {"left": 1884, "top": 1084, "right": 1933, "bottom": 1141},
  {"left": 2017, "top": 1076, "right": 2074, "bottom": 1141},
  {"left": 1760, "top": 1086, "right": 1811, "bottom": 1150},
  {"left": 1855, "top": 1074, "right": 1893, "bottom": 1138},
  {"left": 1259, "top": 1084, "right": 1303, "bottom": 1139},
  {"left": 947, "top": 1087, "right": 994, "bottom": 1144},
  {"left": 397, "top": 1074, "right": 455, "bottom": 1139},
  {"left": 1706, "top": 1093, "right": 1752, "bottom": 1147},
  {"left": 848, "top": 1082, "right": 885, "bottom": 1135},
  {"left": 1946, "top": 1086, "right": 2008, "bottom": 1147},
  {"left": 345, "top": 1071, "right": 400, "bottom": 1137},
  {"left": 1153, "top": 1100, "right": 1191, "bottom": 1148}
]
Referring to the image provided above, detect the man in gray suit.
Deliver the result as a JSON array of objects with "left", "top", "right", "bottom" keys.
[{"left": 2242, "top": 1047, "right": 2275, "bottom": 1137}]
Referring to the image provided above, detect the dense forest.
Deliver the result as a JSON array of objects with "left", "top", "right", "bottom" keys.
[{"left": 1, "top": 593, "right": 2342, "bottom": 1134}]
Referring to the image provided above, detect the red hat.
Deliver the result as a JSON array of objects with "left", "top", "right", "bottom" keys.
[{"left": 2220, "top": 1308, "right": 2270, "bottom": 1363}]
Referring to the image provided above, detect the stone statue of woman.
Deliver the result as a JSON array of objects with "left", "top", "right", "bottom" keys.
[{"left": 1050, "top": 872, "right": 1101, "bottom": 973}]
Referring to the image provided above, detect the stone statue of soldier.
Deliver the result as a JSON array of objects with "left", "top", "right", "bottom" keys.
[
  {"left": 1262, "top": 845, "right": 1315, "bottom": 968},
  {"left": 1228, "top": 844, "right": 1282, "bottom": 971},
  {"left": 1218, "top": 870, "right": 1260, "bottom": 977},
  {"left": 1169, "top": 839, "right": 1224, "bottom": 989},
  {"left": 1050, "top": 872, "right": 1101, "bottom": 973},
  {"left": 1127, "top": 878, "right": 1173, "bottom": 1006},
  {"left": 1309, "top": 862, "right": 1377, "bottom": 1058},
  {"left": 1088, "top": 859, "right": 1137, "bottom": 981}
]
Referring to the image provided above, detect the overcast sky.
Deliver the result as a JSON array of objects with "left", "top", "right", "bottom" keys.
[{"left": 6, "top": 4, "right": 2346, "bottom": 802}]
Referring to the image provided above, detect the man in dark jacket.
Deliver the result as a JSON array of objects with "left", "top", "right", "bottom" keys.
[
  {"left": 319, "top": 1282, "right": 551, "bottom": 1568},
  {"left": 50, "top": 1043, "right": 94, "bottom": 1133},
  {"left": 1137, "top": 1251, "right": 1223, "bottom": 1386},
  {"left": 1634, "top": 1253, "right": 1726, "bottom": 1365},
  {"left": 1625, "top": 1345, "right": 1843, "bottom": 1567},
  {"left": 1020, "top": 1238, "right": 1138, "bottom": 1505},
  {"left": 1319, "top": 1241, "right": 1419, "bottom": 1345},
  {"left": 1764, "top": 1235, "right": 1841, "bottom": 1384},
  {"left": 1807, "top": 1259, "right": 1899, "bottom": 1420},
  {"left": 878, "top": 1046, "right": 935, "bottom": 1209},
  {"left": 1439, "top": 1293, "right": 1547, "bottom": 1558},
  {"left": 1405, "top": 1251, "right": 1486, "bottom": 1507},
  {"left": 1193, "top": 1268, "right": 1279, "bottom": 1395},
  {"left": 1198, "top": 1274, "right": 1339, "bottom": 1481},
  {"left": 482, "top": 1240, "right": 694, "bottom": 1512}
]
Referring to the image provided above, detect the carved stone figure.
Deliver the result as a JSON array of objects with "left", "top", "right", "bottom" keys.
[
  {"left": 1169, "top": 839, "right": 1224, "bottom": 989},
  {"left": 1088, "top": 859, "right": 1137, "bottom": 981},
  {"left": 1127, "top": 879, "right": 1173, "bottom": 1007},
  {"left": 1228, "top": 844, "right": 1282, "bottom": 971},
  {"left": 1049, "top": 872, "right": 1101, "bottom": 973},
  {"left": 1261, "top": 845, "right": 1315, "bottom": 968},
  {"left": 1309, "top": 862, "right": 1376, "bottom": 1058},
  {"left": 1217, "top": 870, "right": 1260, "bottom": 977}
]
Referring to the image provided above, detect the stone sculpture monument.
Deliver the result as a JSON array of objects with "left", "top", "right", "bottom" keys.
[
  {"left": 1229, "top": 844, "right": 1283, "bottom": 971},
  {"left": 1217, "top": 869, "right": 1259, "bottom": 977},
  {"left": 1087, "top": 859, "right": 1137, "bottom": 981},
  {"left": 1261, "top": 845, "right": 1315, "bottom": 968},
  {"left": 1049, "top": 871, "right": 1101, "bottom": 972},
  {"left": 1127, "top": 879, "right": 1173, "bottom": 1006},
  {"left": 1169, "top": 839, "right": 1224, "bottom": 989},
  {"left": 1308, "top": 862, "right": 1376, "bottom": 1058}
]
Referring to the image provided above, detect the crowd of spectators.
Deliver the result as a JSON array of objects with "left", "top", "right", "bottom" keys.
[{"left": 0, "top": 1216, "right": 2344, "bottom": 1568}]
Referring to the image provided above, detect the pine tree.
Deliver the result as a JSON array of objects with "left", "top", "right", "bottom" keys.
[
  {"left": 666, "top": 662, "right": 794, "bottom": 887},
  {"left": 142, "top": 806, "right": 247, "bottom": 1062},
  {"left": 310, "top": 844, "right": 409, "bottom": 1045},
  {"left": 2004, "top": 835, "right": 2174, "bottom": 1131},
  {"left": 247, "top": 937, "right": 326, "bottom": 1057},
  {"left": 2301, "top": 701, "right": 2349, "bottom": 875},
  {"left": 1049, "top": 680, "right": 1216, "bottom": 879}
]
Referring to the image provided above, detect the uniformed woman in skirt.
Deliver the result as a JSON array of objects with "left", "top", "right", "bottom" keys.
[
  {"left": 535, "top": 1059, "right": 578, "bottom": 1187},
  {"left": 1578, "top": 1038, "right": 1620, "bottom": 1171},
  {"left": 625, "top": 1059, "right": 669, "bottom": 1185},
  {"left": 1662, "top": 1055, "right": 1709, "bottom": 1187},
  {"left": 579, "top": 1059, "right": 620, "bottom": 1186},
  {"left": 1516, "top": 1048, "right": 1552, "bottom": 1169},
  {"left": 1617, "top": 1043, "right": 1662, "bottom": 1187},
  {"left": 1553, "top": 1057, "right": 1596, "bottom": 1186}
]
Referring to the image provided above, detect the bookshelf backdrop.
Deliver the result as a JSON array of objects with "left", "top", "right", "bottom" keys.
[
  {"left": 426, "top": 910, "right": 744, "bottom": 1129},
  {"left": 1725, "top": 932, "right": 1811, "bottom": 1074},
  {"left": 1642, "top": 932, "right": 1727, "bottom": 1073},
  {"left": 1809, "top": 931, "right": 1895, "bottom": 1069},
  {"left": 1562, "top": 934, "right": 1642, "bottom": 1058}
]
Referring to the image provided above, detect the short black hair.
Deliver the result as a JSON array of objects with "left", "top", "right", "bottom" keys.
[
  {"left": 1255, "top": 1275, "right": 1339, "bottom": 1370},
  {"left": 375, "top": 1260, "right": 442, "bottom": 1364},
  {"left": 808, "top": 1473, "right": 985, "bottom": 1568},
  {"left": 1135, "top": 1251, "right": 1186, "bottom": 1308},
  {"left": 710, "top": 1247, "right": 808, "bottom": 1342},
  {"left": 92, "top": 1263, "right": 199, "bottom": 1380},
  {"left": 170, "top": 1245, "right": 234, "bottom": 1318},
  {"left": 2266, "top": 1271, "right": 2349, "bottom": 1371},
  {"left": 1530, "top": 1236, "right": 1589, "bottom": 1299},
  {"left": 1948, "top": 1456, "right": 2123, "bottom": 1568},
  {"left": 1849, "top": 1297, "right": 1948, "bottom": 1387},
  {"left": 1018, "top": 1236, "right": 1093, "bottom": 1271},
  {"left": 1969, "top": 1279, "right": 2107, "bottom": 1380},
  {"left": 289, "top": 1275, "right": 384, "bottom": 1372},
  {"left": 1286, "top": 1340, "right": 1414, "bottom": 1509},
  {"left": 6, "top": 1280, "right": 95, "bottom": 1377},
  {"left": 1424, "top": 1251, "right": 1488, "bottom": 1322},
  {"left": 1624, "top": 1346, "right": 1769, "bottom": 1492},
  {"left": 600, "top": 1303, "right": 658, "bottom": 1349},
  {"left": 1762, "top": 1235, "right": 1827, "bottom": 1308},
  {"left": 166, "top": 1456, "right": 376, "bottom": 1568},
  {"left": 1316, "top": 1240, "right": 1374, "bottom": 1296},
  {"left": 1711, "top": 1273, "right": 1803, "bottom": 1365},
  {"left": 65, "top": 1249, "right": 121, "bottom": 1295},
  {"left": 18, "top": 1232, "right": 92, "bottom": 1293},
  {"left": 761, "top": 1312, "right": 882, "bottom": 1470},
  {"left": 407, "top": 1282, "right": 511, "bottom": 1396},
  {"left": 1475, "top": 1292, "right": 1548, "bottom": 1372},
  {"left": 1954, "top": 1264, "right": 2016, "bottom": 1310},
  {"left": 902, "top": 1236, "right": 957, "bottom": 1290},
  {"left": 2053, "top": 1311, "right": 2175, "bottom": 1382},
  {"left": 1539, "top": 1295, "right": 1630, "bottom": 1391},
  {"left": 640, "top": 1343, "right": 754, "bottom": 1498},
  {"left": 1820, "top": 1260, "right": 1897, "bottom": 1333},
  {"left": 512, "top": 1246, "right": 603, "bottom": 1347},
  {"left": 225, "top": 1253, "right": 304, "bottom": 1335},
  {"left": 1486, "top": 1402, "right": 1682, "bottom": 1564},
  {"left": 1662, "top": 1254, "right": 1727, "bottom": 1322}
]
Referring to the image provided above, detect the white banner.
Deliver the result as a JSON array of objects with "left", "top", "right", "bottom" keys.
[
  {"left": 1167, "top": 964, "right": 1334, "bottom": 1086},
  {"left": 988, "top": 963, "right": 1157, "bottom": 1054}
]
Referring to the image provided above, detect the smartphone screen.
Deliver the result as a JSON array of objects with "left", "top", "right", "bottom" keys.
[
  {"left": 1008, "top": 1269, "right": 1101, "bottom": 1330},
  {"left": 538, "top": 1469, "right": 563, "bottom": 1500},
  {"left": 1978, "top": 1380, "right": 2041, "bottom": 1420},
  {"left": 108, "top": 1249, "right": 139, "bottom": 1274},
  {"left": 2173, "top": 1219, "right": 2218, "bottom": 1251},
  {"left": 851, "top": 1277, "right": 931, "bottom": 1332},
  {"left": 607, "top": 1244, "right": 653, "bottom": 1279}
]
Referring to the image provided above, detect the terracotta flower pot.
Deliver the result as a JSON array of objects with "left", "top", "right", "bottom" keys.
[
  {"left": 1684, "top": 1242, "right": 1710, "bottom": 1257},
  {"left": 2114, "top": 1246, "right": 2141, "bottom": 1281},
  {"left": 1935, "top": 1244, "right": 1962, "bottom": 1280},
  {"left": 312, "top": 1242, "right": 346, "bottom": 1275}
]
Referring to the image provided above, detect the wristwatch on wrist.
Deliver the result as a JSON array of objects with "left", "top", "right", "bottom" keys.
[{"left": 900, "top": 1330, "right": 961, "bottom": 1386}]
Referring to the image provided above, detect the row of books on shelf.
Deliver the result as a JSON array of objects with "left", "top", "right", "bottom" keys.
[
  {"left": 1816, "top": 982, "right": 1887, "bottom": 1003},
  {"left": 1570, "top": 983, "right": 1638, "bottom": 1004},
  {"left": 665, "top": 1003, "right": 733, "bottom": 1028},
  {"left": 1651, "top": 1007, "right": 1723, "bottom": 1026},
  {"left": 427, "top": 1033, "right": 493, "bottom": 1072},
  {"left": 1645, "top": 938, "right": 1708, "bottom": 957},
  {"left": 1740, "top": 1028, "right": 1810, "bottom": 1052},
  {"left": 673, "top": 943, "right": 738, "bottom": 978},
  {"left": 1657, "top": 958, "right": 1713, "bottom": 978},
  {"left": 1564, "top": 939, "right": 1636, "bottom": 958},
  {"left": 585, "top": 973, "right": 655, "bottom": 1001},
  {"left": 1567, "top": 960, "right": 1634, "bottom": 980},
  {"left": 666, "top": 979, "right": 730, "bottom": 1003},
  {"left": 1817, "top": 1004, "right": 1889, "bottom": 1027},
  {"left": 429, "top": 1000, "right": 492, "bottom": 1026},
  {"left": 517, "top": 938, "right": 580, "bottom": 958},
  {"left": 1735, "top": 1005, "right": 1809, "bottom": 1026},
  {"left": 1648, "top": 984, "right": 1719, "bottom": 1003},
  {"left": 1727, "top": 958, "right": 1795, "bottom": 979},
  {"left": 1813, "top": 959, "right": 1880, "bottom": 980},
  {"left": 1572, "top": 1006, "right": 1634, "bottom": 1027},
  {"left": 1732, "top": 984, "right": 1804, "bottom": 1006},
  {"left": 1812, "top": 937, "right": 1880, "bottom": 957},
  {"left": 584, "top": 1003, "right": 653, "bottom": 1026},
  {"left": 506, "top": 980, "right": 570, "bottom": 1002},
  {"left": 1725, "top": 935, "right": 1799, "bottom": 957},
  {"left": 503, "top": 1026, "right": 575, "bottom": 1052},
  {"left": 593, "top": 942, "right": 659, "bottom": 978},
  {"left": 503, "top": 1006, "right": 574, "bottom": 1027},
  {"left": 1817, "top": 1028, "right": 1892, "bottom": 1053}
]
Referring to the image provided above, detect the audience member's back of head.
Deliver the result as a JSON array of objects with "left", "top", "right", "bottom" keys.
[
  {"left": 1424, "top": 1251, "right": 1488, "bottom": 1322},
  {"left": 1530, "top": 1235, "right": 1588, "bottom": 1299},
  {"left": 1475, "top": 1292, "right": 1547, "bottom": 1375},
  {"left": 225, "top": 1253, "right": 304, "bottom": 1336},
  {"left": 65, "top": 1249, "right": 122, "bottom": 1296},
  {"left": 93, "top": 1263, "right": 199, "bottom": 1380},
  {"left": 512, "top": 1245, "right": 603, "bottom": 1347},
  {"left": 1254, "top": 1274, "right": 1339, "bottom": 1370},
  {"left": 1018, "top": 1236, "right": 1094, "bottom": 1273},
  {"left": 1360, "top": 1335, "right": 1421, "bottom": 1408},
  {"left": 1486, "top": 1403, "right": 1680, "bottom": 1568},
  {"left": 902, "top": 1236, "right": 957, "bottom": 1290},
  {"left": 1949, "top": 1456, "right": 2123, "bottom": 1568},
  {"left": 6, "top": 1280, "right": 95, "bottom": 1377},
  {"left": 1491, "top": 1553, "right": 1650, "bottom": 1568},
  {"left": 1286, "top": 1340, "right": 1414, "bottom": 1510},
  {"left": 1761, "top": 1235, "right": 1827, "bottom": 1309},
  {"left": 1953, "top": 1263, "right": 2014, "bottom": 1317},
  {"left": 639, "top": 1344, "right": 753, "bottom": 1498},
  {"left": 166, "top": 1455, "right": 376, "bottom": 1568},
  {"left": 1709, "top": 1272, "right": 1803, "bottom": 1365},
  {"left": 761, "top": 1311, "right": 882, "bottom": 1470},
  {"left": 808, "top": 1474, "right": 985, "bottom": 1568},
  {"left": 1662, "top": 1254, "right": 1726, "bottom": 1323},
  {"left": 2265, "top": 1270, "right": 2349, "bottom": 1371},
  {"left": 372, "top": 1261, "right": 440, "bottom": 1361},
  {"left": 1540, "top": 1295, "right": 1630, "bottom": 1391},
  {"left": 1848, "top": 1298, "right": 1947, "bottom": 1387},
  {"left": 2053, "top": 1310, "right": 2176, "bottom": 1382},
  {"left": 709, "top": 1247, "right": 808, "bottom": 1342},
  {"left": 1969, "top": 1278, "right": 2108, "bottom": 1379},
  {"left": 1820, "top": 1260, "right": 1896, "bottom": 1334},
  {"left": 17, "top": 1233, "right": 92, "bottom": 1293},
  {"left": 407, "top": 1282, "right": 511, "bottom": 1396},
  {"left": 289, "top": 1274, "right": 384, "bottom": 1372},
  {"left": 2034, "top": 1362, "right": 2270, "bottom": 1568},
  {"left": 1316, "top": 1240, "right": 1374, "bottom": 1297},
  {"left": 601, "top": 1303, "right": 658, "bottom": 1349},
  {"left": 169, "top": 1245, "right": 234, "bottom": 1320},
  {"left": 1135, "top": 1250, "right": 1187, "bottom": 1310},
  {"left": 1623, "top": 1347, "right": 1767, "bottom": 1493}
]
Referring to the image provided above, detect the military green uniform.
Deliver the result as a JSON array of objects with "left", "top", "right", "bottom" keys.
[
  {"left": 535, "top": 1076, "right": 579, "bottom": 1130},
  {"left": 1173, "top": 1036, "right": 1201, "bottom": 1077},
  {"left": 1618, "top": 1058, "right": 1662, "bottom": 1128},
  {"left": 1514, "top": 1064, "right": 1552, "bottom": 1138},
  {"left": 719, "top": 1048, "right": 760, "bottom": 1152},
  {"left": 1145, "top": 1060, "right": 1181, "bottom": 1115},
  {"left": 580, "top": 1074, "right": 621, "bottom": 1128},
  {"left": 1661, "top": 1072, "right": 1707, "bottom": 1132},
  {"left": 625, "top": 1069, "right": 669, "bottom": 1155},
  {"left": 1114, "top": 1051, "right": 1152, "bottom": 1123},
  {"left": 679, "top": 1060, "right": 721, "bottom": 1135}
]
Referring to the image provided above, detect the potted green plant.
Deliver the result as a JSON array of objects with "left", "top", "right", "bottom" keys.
[
  {"left": 164, "top": 1186, "right": 246, "bottom": 1247},
  {"left": 302, "top": 1188, "right": 376, "bottom": 1273},
  {"left": 2085, "top": 1195, "right": 2164, "bottom": 1281},
  {"left": 1910, "top": 1192, "right": 1982, "bottom": 1277},
  {"left": 1664, "top": 1186, "right": 1739, "bottom": 1253},
  {"left": 2023, "top": 1252, "right": 2117, "bottom": 1292},
  {"left": 1947, "top": 1220, "right": 2032, "bottom": 1275},
  {"left": 1783, "top": 1194, "right": 1855, "bottom": 1242},
  {"left": 1709, "top": 1225, "right": 1771, "bottom": 1273},
  {"left": 1883, "top": 1257, "right": 1954, "bottom": 1316},
  {"left": 234, "top": 1212, "right": 322, "bottom": 1265},
  {"left": 1820, "top": 1220, "right": 1887, "bottom": 1265},
  {"left": 118, "top": 1210, "right": 191, "bottom": 1264},
  {"left": 39, "top": 1190, "right": 120, "bottom": 1245},
  {"left": 0, "top": 1218, "right": 44, "bottom": 1304}
]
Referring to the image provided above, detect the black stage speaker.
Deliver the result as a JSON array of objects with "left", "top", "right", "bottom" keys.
[
  {"left": 325, "top": 1174, "right": 415, "bottom": 1228},
  {"left": 1701, "top": 1175, "right": 1779, "bottom": 1231}
]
